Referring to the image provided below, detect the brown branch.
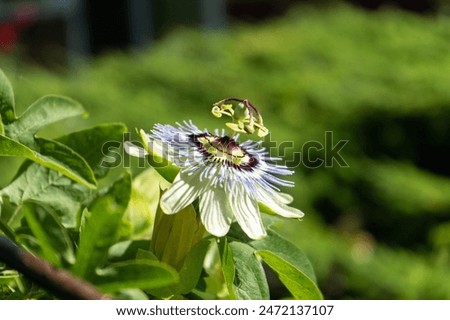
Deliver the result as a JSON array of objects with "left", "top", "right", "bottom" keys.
[{"left": 0, "top": 235, "right": 112, "bottom": 299}]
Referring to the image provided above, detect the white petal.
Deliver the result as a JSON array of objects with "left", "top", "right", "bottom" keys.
[
  {"left": 160, "top": 170, "right": 206, "bottom": 214},
  {"left": 277, "top": 192, "right": 294, "bottom": 204},
  {"left": 199, "top": 188, "right": 233, "bottom": 237},
  {"left": 124, "top": 142, "right": 148, "bottom": 158},
  {"left": 258, "top": 188, "right": 304, "bottom": 218},
  {"left": 228, "top": 185, "right": 266, "bottom": 240}
]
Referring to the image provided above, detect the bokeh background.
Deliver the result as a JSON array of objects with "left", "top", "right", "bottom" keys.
[{"left": 1, "top": 0, "right": 450, "bottom": 299}]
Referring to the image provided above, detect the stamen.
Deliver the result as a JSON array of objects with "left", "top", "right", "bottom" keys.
[{"left": 211, "top": 98, "right": 269, "bottom": 137}]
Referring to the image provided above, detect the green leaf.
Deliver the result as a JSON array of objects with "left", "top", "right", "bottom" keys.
[
  {"left": 35, "top": 138, "right": 97, "bottom": 187},
  {"left": 22, "top": 203, "right": 75, "bottom": 267},
  {"left": 136, "top": 249, "right": 158, "bottom": 261},
  {"left": 227, "top": 221, "right": 322, "bottom": 299},
  {"left": 72, "top": 173, "right": 131, "bottom": 280},
  {"left": 257, "top": 250, "right": 323, "bottom": 300},
  {"left": 0, "top": 69, "right": 16, "bottom": 124},
  {"left": 58, "top": 123, "right": 128, "bottom": 178},
  {"left": 108, "top": 240, "right": 152, "bottom": 262},
  {"left": 0, "top": 87, "right": 97, "bottom": 188},
  {"left": 94, "top": 259, "right": 178, "bottom": 292},
  {"left": 250, "top": 229, "right": 317, "bottom": 282},
  {"left": 219, "top": 239, "right": 270, "bottom": 300},
  {"left": 249, "top": 229, "right": 322, "bottom": 299},
  {"left": 114, "top": 289, "right": 149, "bottom": 300},
  {"left": 4, "top": 95, "right": 85, "bottom": 143},
  {"left": 218, "top": 237, "right": 237, "bottom": 299},
  {"left": 230, "top": 242, "right": 270, "bottom": 299},
  {"left": 0, "top": 163, "right": 93, "bottom": 227},
  {"left": 176, "top": 238, "right": 211, "bottom": 294},
  {"left": 0, "top": 135, "right": 96, "bottom": 188},
  {"left": 122, "top": 168, "right": 162, "bottom": 239},
  {"left": 0, "top": 204, "right": 16, "bottom": 240},
  {"left": 0, "top": 272, "right": 19, "bottom": 285}
]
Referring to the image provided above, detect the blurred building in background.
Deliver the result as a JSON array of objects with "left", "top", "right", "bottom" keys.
[
  {"left": 0, "top": 0, "right": 227, "bottom": 66},
  {"left": 0, "top": 0, "right": 443, "bottom": 67}
]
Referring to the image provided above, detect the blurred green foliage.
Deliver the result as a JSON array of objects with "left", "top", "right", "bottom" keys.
[{"left": 1, "top": 4, "right": 450, "bottom": 298}]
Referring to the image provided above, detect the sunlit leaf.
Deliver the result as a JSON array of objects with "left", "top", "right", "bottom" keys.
[
  {"left": 58, "top": 123, "right": 128, "bottom": 178},
  {"left": 257, "top": 250, "right": 323, "bottom": 300},
  {"left": 1, "top": 123, "right": 129, "bottom": 228},
  {"left": 250, "top": 229, "right": 317, "bottom": 282},
  {"left": 0, "top": 163, "right": 93, "bottom": 227},
  {"left": 0, "top": 73, "right": 97, "bottom": 188},
  {"left": 0, "top": 135, "right": 96, "bottom": 188},
  {"left": 0, "top": 271, "right": 19, "bottom": 286},
  {"left": 4, "top": 95, "right": 85, "bottom": 144},
  {"left": 72, "top": 173, "right": 131, "bottom": 280},
  {"left": 123, "top": 168, "right": 163, "bottom": 239},
  {"left": 219, "top": 239, "right": 269, "bottom": 300},
  {"left": 230, "top": 242, "right": 269, "bottom": 299}
]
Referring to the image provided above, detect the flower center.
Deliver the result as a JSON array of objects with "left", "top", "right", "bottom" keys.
[{"left": 191, "top": 134, "right": 258, "bottom": 170}]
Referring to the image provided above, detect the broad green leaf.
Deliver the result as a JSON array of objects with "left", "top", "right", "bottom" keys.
[
  {"left": 227, "top": 220, "right": 321, "bottom": 298},
  {"left": 257, "top": 250, "right": 323, "bottom": 300},
  {"left": 22, "top": 203, "right": 75, "bottom": 267},
  {"left": 0, "top": 69, "right": 16, "bottom": 124},
  {"left": 176, "top": 238, "right": 212, "bottom": 294},
  {"left": 219, "top": 239, "right": 270, "bottom": 300},
  {"left": 0, "top": 163, "right": 93, "bottom": 227},
  {"left": 0, "top": 135, "right": 96, "bottom": 188},
  {"left": 151, "top": 203, "right": 205, "bottom": 271},
  {"left": 94, "top": 260, "right": 178, "bottom": 292},
  {"left": 0, "top": 84, "right": 97, "bottom": 188},
  {"left": 229, "top": 242, "right": 270, "bottom": 300},
  {"left": 72, "top": 173, "right": 131, "bottom": 280},
  {"left": 244, "top": 228, "right": 321, "bottom": 299},
  {"left": 4, "top": 95, "right": 85, "bottom": 143},
  {"left": 250, "top": 229, "right": 317, "bottom": 282},
  {"left": 58, "top": 123, "right": 128, "bottom": 178},
  {"left": 35, "top": 137, "right": 96, "bottom": 187}
]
